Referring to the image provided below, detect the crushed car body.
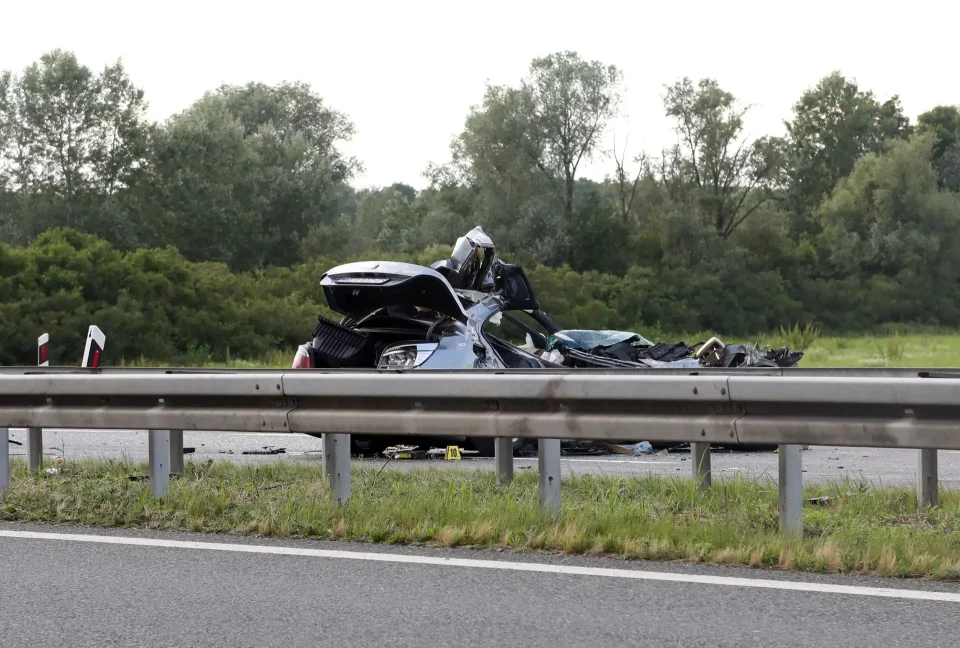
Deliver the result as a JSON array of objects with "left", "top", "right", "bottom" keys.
[
  {"left": 292, "top": 226, "right": 802, "bottom": 456},
  {"left": 535, "top": 330, "right": 802, "bottom": 370}
]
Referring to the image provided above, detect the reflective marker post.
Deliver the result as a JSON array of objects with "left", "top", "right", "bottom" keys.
[
  {"left": 81, "top": 325, "right": 105, "bottom": 368},
  {"left": 29, "top": 334, "right": 49, "bottom": 471}
]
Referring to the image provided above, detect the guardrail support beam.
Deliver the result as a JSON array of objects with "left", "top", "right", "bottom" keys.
[
  {"left": 0, "top": 427, "right": 8, "bottom": 493},
  {"left": 495, "top": 438, "right": 514, "bottom": 484},
  {"left": 538, "top": 438, "right": 561, "bottom": 515},
  {"left": 26, "top": 427, "right": 42, "bottom": 471},
  {"left": 691, "top": 442, "right": 712, "bottom": 490},
  {"left": 917, "top": 449, "right": 938, "bottom": 507},
  {"left": 148, "top": 429, "right": 170, "bottom": 498},
  {"left": 170, "top": 430, "right": 184, "bottom": 475},
  {"left": 323, "top": 433, "right": 351, "bottom": 506},
  {"left": 778, "top": 444, "right": 803, "bottom": 538}
]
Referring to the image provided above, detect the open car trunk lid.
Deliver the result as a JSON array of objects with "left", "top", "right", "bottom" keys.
[{"left": 320, "top": 261, "right": 470, "bottom": 322}]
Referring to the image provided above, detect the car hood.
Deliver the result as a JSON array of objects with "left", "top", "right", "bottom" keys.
[{"left": 320, "top": 261, "right": 470, "bottom": 322}]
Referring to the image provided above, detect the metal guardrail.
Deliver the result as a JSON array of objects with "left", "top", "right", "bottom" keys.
[{"left": 0, "top": 367, "right": 958, "bottom": 538}]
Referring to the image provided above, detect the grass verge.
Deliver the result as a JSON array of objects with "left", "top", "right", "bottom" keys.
[{"left": 3, "top": 458, "right": 960, "bottom": 580}]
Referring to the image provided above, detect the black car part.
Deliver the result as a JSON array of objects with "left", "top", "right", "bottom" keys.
[{"left": 309, "top": 315, "right": 377, "bottom": 368}]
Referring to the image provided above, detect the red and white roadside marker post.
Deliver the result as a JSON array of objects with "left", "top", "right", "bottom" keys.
[
  {"left": 38, "top": 333, "right": 49, "bottom": 367},
  {"left": 81, "top": 325, "right": 105, "bottom": 368},
  {"left": 26, "top": 334, "right": 50, "bottom": 470}
]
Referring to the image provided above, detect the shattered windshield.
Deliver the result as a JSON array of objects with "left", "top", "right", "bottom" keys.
[{"left": 547, "top": 329, "right": 654, "bottom": 351}]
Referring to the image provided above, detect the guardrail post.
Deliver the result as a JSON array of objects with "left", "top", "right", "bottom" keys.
[
  {"left": 148, "top": 429, "right": 170, "bottom": 498},
  {"left": 917, "top": 449, "right": 938, "bottom": 507},
  {"left": 323, "top": 433, "right": 351, "bottom": 506},
  {"left": 691, "top": 442, "right": 712, "bottom": 490},
  {"left": 538, "top": 438, "right": 561, "bottom": 515},
  {"left": 778, "top": 444, "right": 803, "bottom": 538},
  {"left": 27, "top": 427, "right": 43, "bottom": 471},
  {"left": 170, "top": 430, "right": 184, "bottom": 475},
  {"left": 495, "top": 438, "right": 514, "bottom": 483},
  {"left": 1, "top": 427, "right": 8, "bottom": 493}
]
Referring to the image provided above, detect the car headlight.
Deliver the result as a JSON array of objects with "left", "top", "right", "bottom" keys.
[{"left": 378, "top": 343, "right": 438, "bottom": 369}]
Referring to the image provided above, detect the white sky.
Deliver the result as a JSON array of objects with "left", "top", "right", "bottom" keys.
[{"left": 4, "top": 0, "right": 957, "bottom": 190}]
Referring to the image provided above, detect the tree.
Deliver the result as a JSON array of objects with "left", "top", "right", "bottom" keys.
[
  {"left": 16, "top": 52, "right": 149, "bottom": 200},
  {"left": 375, "top": 190, "right": 427, "bottom": 253},
  {"left": 0, "top": 50, "right": 151, "bottom": 245},
  {"left": 440, "top": 51, "right": 623, "bottom": 266},
  {"left": 918, "top": 106, "right": 960, "bottom": 159},
  {"left": 141, "top": 83, "right": 358, "bottom": 270},
  {"left": 918, "top": 105, "right": 960, "bottom": 192},
  {"left": 522, "top": 51, "right": 623, "bottom": 222},
  {"left": 783, "top": 71, "right": 911, "bottom": 225},
  {"left": 0, "top": 70, "right": 36, "bottom": 198},
  {"left": 609, "top": 133, "right": 652, "bottom": 222},
  {"left": 446, "top": 84, "right": 563, "bottom": 264},
  {"left": 660, "top": 77, "right": 782, "bottom": 238},
  {"left": 214, "top": 81, "right": 360, "bottom": 183},
  {"left": 141, "top": 97, "right": 259, "bottom": 267},
  {"left": 817, "top": 133, "right": 960, "bottom": 283},
  {"left": 0, "top": 71, "right": 11, "bottom": 188}
]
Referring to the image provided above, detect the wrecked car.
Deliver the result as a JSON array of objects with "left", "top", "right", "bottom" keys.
[{"left": 292, "top": 226, "right": 802, "bottom": 456}]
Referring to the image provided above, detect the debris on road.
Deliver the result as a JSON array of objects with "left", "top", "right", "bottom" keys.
[
  {"left": 386, "top": 445, "right": 479, "bottom": 460},
  {"left": 561, "top": 441, "right": 610, "bottom": 456},
  {"left": 383, "top": 445, "right": 425, "bottom": 460},
  {"left": 602, "top": 441, "right": 654, "bottom": 455},
  {"left": 241, "top": 447, "right": 286, "bottom": 455}
]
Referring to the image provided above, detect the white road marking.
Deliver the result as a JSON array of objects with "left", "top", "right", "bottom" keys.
[{"left": 1, "top": 529, "right": 958, "bottom": 602}]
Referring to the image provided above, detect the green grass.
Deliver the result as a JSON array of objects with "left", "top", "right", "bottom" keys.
[
  {"left": 4, "top": 458, "right": 960, "bottom": 579},
  {"left": 794, "top": 334, "right": 960, "bottom": 368}
]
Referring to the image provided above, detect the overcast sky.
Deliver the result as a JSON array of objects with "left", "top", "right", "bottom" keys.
[{"left": 4, "top": 0, "right": 956, "bottom": 189}]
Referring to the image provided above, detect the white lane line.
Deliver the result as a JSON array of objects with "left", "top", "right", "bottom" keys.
[{"left": 1, "top": 529, "right": 958, "bottom": 602}]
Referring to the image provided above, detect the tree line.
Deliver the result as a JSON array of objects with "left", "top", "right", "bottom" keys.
[{"left": 2, "top": 49, "right": 960, "bottom": 363}]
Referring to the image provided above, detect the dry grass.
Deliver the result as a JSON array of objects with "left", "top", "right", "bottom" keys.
[{"left": 4, "top": 458, "right": 960, "bottom": 579}]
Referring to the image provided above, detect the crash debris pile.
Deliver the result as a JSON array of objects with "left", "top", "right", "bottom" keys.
[
  {"left": 371, "top": 440, "right": 676, "bottom": 458},
  {"left": 536, "top": 330, "right": 803, "bottom": 369}
]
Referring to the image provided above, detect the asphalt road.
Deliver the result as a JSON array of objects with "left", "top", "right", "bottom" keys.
[
  {"left": 6, "top": 427, "right": 958, "bottom": 487},
  {"left": 0, "top": 521, "right": 958, "bottom": 647}
]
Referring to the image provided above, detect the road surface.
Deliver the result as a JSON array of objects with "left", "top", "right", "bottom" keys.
[
  {"left": 0, "top": 521, "right": 958, "bottom": 647},
  {"left": 6, "top": 427, "right": 959, "bottom": 487}
]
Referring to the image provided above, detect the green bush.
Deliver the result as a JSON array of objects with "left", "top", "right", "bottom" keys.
[
  {"left": 0, "top": 229, "right": 329, "bottom": 366},
  {"left": 6, "top": 227, "right": 960, "bottom": 367}
]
